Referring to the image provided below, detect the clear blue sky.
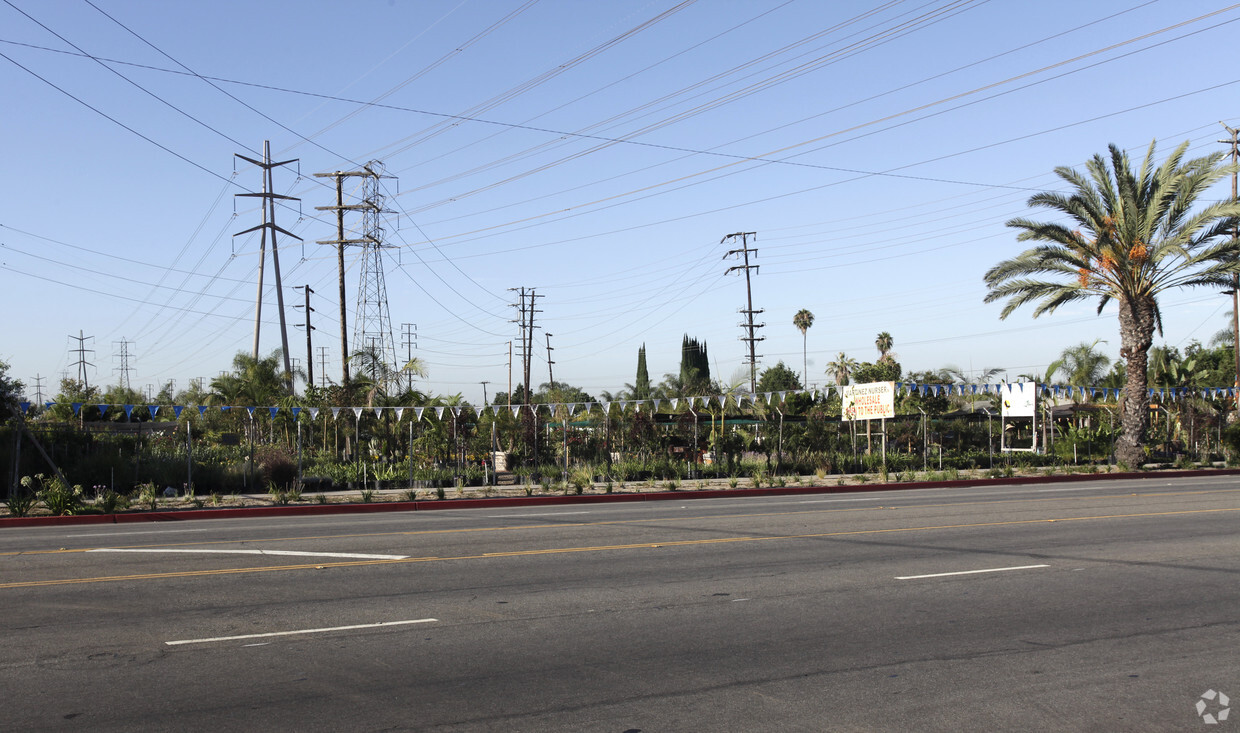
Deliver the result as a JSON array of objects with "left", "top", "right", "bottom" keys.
[{"left": 3, "top": 0, "right": 1239, "bottom": 404}]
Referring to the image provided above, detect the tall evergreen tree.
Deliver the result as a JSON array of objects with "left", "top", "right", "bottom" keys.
[
  {"left": 634, "top": 344, "right": 651, "bottom": 400},
  {"left": 679, "top": 335, "right": 711, "bottom": 394}
]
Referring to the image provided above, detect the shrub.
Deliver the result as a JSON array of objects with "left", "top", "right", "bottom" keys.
[
  {"left": 6, "top": 490, "right": 36, "bottom": 518},
  {"left": 22, "top": 474, "right": 83, "bottom": 516}
]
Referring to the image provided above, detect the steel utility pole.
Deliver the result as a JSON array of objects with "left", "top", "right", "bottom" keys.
[
  {"left": 1221, "top": 122, "right": 1240, "bottom": 417},
  {"left": 723, "top": 232, "right": 764, "bottom": 394},
  {"left": 294, "top": 285, "right": 315, "bottom": 389},
  {"left": 401, "top": 323, "right": 417, "bottom": 392},
  {"left": 235, "top": 141, "right": 301, "bottom": 394},
  {"left": 545, "top": 333, "right": 555, "bottom": 386}
]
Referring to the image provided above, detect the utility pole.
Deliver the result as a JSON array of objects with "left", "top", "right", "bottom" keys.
[
  {"left": 316, "top": 346, "right": 331, "bottom": 386},
  {"left": 31, "top": 374, "right": 44, "bottom": 405},
  {"left": 113, "top": 338, "right": 134, "bottom": 393},
  {"left": 508, "top": 288, "right": 542, "bottom": 403},
  {"left": 315, "top": 163, "right": 393, "bottom": 387},
  {"left": 401, "top": 323, "right": 417, "bottom": 392},
  {"left": 480, "top": 381, "right": 490, "bottom": 405},
  {"left": 294, "top": 285, "right": 315, "bottom": 389},
  {"left": 545, "top": 332, "right": 555, "bottom": 386},
  {"left": 723, "top": 232, "right": 764, "bottom": 393},
  {"left": 235, "top": 141, "right": 301, "bottom": 394},
  {"left": 68, "top": 330, "right": 94, "bottom": 390},
  {"left": 1221, "top": 122, "right": 1240, "bottom": 417}
]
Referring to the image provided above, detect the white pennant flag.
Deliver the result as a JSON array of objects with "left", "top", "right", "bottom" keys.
[
  {"left": 600, "top": 401, "right": 610, "bottom": 415},
  {"left": 351, "top": 407, "right": 364, "bottom": 420},
  {"left": 330, "top": 407, "right": 342, "bottom": 420},
  {"left": 652, "top": 399, "right": 662, "bottom": 412},
  {"left": 372, "top": 406, "right": 384, "bottom": 417},
  {"left": 511, "top": 405, "right": 522, "bottom": 418},
  {"left": 568, "top": 403, "right": 579, "bottom": 416},
  {"left": 434, "top": 406, "right": 446, "bottom": 419},
  {"left": 308, "top": 407, "right": 320, "bottom": 420},
  {"left": 634, "top": 400, "right": 645, "bottom": 412},
  {"left": 620, "top": 400, "right": 630, "bottom": 413},
  {"left": 669, "top": 398, "right": 679, "bottom": 410},
  {"left": 415, "top": 407, "right": 426, "bottom": 421},
  {"left": 452, "top": 406, "right": 462, "bottom": 417},
  {"left": 394, "top": 407, "right": 404, "bottom": 421}
]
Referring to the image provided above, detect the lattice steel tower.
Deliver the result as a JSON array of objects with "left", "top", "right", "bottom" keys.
[{"left": 352, "top": 163, "right": 398, "bottom": 390}]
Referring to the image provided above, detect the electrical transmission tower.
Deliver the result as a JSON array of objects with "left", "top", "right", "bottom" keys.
[
  {"left": 723, "top": 232, "right": 764, "bottom": 394},
  {"left": 113, "top": 338, "right": 135, "bottom": 392},
  {"left": 315, "top": 162, "right": 395, "bottom": 387},
  {"left": 235, "top": 140, "right": 300, "bottom": 394},
  {"left": 508, "top": 287, "right": 542, "bottom": 402},
  {"left": 31, "top": 374, "right": 45, "bottom": 404},
  {"left": 68, "top": 330, "right": 95, "bottom": 390}
]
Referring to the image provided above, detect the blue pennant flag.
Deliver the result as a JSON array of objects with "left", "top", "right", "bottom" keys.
[
  {"left": 291, "top": 407, "right": 301, "bottom": 418},
  {"left": 98, "top": 405, "right": 108, "bottom": 417},
  {"left": 174, "top": 405, "right": 184, "bottom": 418},
  {"left": 20, "top": 401, "right": 30, "bottom": 415},
  {"left": 123, "top": 405, "right": 134, "bottom": 420},
  {"left": 71, "top": 402, "right": 83, "bottom": 416},
  {"left": 147, "top": 405, "right": 159, "bottom": 419},
  {"left": 44, "top": 401, "right": 54, "bottom": 411},
  {"left": 219, "top": 405, "right": 231, "bottom": 412},
  {"left": 269, "top": 406, "right": 279, "bottom": 419},
  {"left": 198, "top": 405, "right": 209, "bottom": 416},
  {"left": 245, "top": 406, "right": 257, "bottom": 418}
]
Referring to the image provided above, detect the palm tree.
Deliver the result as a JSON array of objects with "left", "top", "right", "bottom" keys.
[
  {"left": 875, "top": 331, "right": 894, "bottom": 364},
  {"left": 1047, "top": 339, "right": 1111, "bottom": 391},
  {"left": 793, "top": 309, "right": 814, "bottom": 385},
  {"left": 984, "top": 140, "right": 1240, "bottom": 467},
  {"left": 826, "top": 352, "right": 859, "bottom": 386}
]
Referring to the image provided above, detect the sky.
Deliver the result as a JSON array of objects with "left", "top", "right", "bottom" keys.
[{"left": 3, "top": 0, "right": 1240, "bottom": 405}]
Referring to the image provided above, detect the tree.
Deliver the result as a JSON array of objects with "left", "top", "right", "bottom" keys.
[
  {"left": 793, "top": 309, "right": 814, "bottom": 384},
  {"left": 875, "top": 331, "right": 894, "bottom": 364},
  {"left": 633, "top": 344, "right": 651, "bottom": 400},
  {"left": 0, "top": 360, "right": 23, "bottom": 420},
  {"left": 757, "top": 361, "right": 802, "bottom": 393},
  {"left": 209, "top": 350, "right": 290, "bottom": 407},
  {"left": 1047, "top": 340, "right": 1111, "bottom": 390},
  {"left": 826, "top": 352, "right": 859, "bottom": 386},
  {"left": 984, "top": 140, "right": 1240, "bottom": 467},
  {"left": 678, "top": 335, "right": 711, "bottom": 395}
]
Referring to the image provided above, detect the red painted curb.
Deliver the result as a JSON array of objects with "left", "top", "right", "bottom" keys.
[{"left": 3, "top": 467, "right": 1238, "bottom": 527}]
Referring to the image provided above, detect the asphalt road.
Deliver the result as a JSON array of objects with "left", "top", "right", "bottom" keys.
[{"left": 2, "top": 475, "right": 1238, "bottom": 731}]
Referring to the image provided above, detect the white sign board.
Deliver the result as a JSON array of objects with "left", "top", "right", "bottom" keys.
[
  {"left": 840, "top": 381, "right": 895, "bottom": 421},
  {"left": 1000, "top": 382, "right": 1037, "bottom": 418}
]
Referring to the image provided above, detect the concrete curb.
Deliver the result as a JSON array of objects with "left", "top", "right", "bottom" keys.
[{"left": 3, "top": 467, "right": 1238, "bottom": 528}]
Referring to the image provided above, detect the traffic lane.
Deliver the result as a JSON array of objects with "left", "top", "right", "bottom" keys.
[
  {"left": 4, "top": 501, "right": 1237, "bottom": 670},
  {"left": 2, "top": 474, "right": 1237, "bottom": 555},
  {"left": 5, "top": 520, "right": 1237, "bottom": 732},
  {"left": 2, "top": 482, "right": 1235, "bottom": 590}
]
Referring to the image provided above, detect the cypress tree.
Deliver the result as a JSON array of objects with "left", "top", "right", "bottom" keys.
[{"left": 634, "top": 344, "right": 651, "bottom": 399}]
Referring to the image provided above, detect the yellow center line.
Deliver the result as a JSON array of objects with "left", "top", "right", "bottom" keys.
[
  {"left": 3, "top": 486, "right": 1236, "bottom": 557},
  {"left": 2, "top": 505, "right": 1235, "bottom": 590}
]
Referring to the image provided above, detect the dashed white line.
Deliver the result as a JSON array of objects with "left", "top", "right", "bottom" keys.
[
  {"left": 895, "top": 564, "right": 1050, "bottom": 580},
  {"left": 481, "top": 511, "right": 592, "bottom": 518},
  {"left": 87, "top": 548, "right": 408, "bottom": 560},
  {"left": 165, "top": 618, "right": 438, "bottom": 646}
]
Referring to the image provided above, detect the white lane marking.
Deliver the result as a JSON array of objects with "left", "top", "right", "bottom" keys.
[
  {"left": 166, "top": 619, "right": 438, "bottom": 646},
  {"left": 895, "top": 564, "right": 1049, "bottom": 580},
  {"left": 481, "top": 511, "right": 591, "bottom": 518},
  {"left": 87, "top": 548, "right": 408, "bottom": 560}
]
